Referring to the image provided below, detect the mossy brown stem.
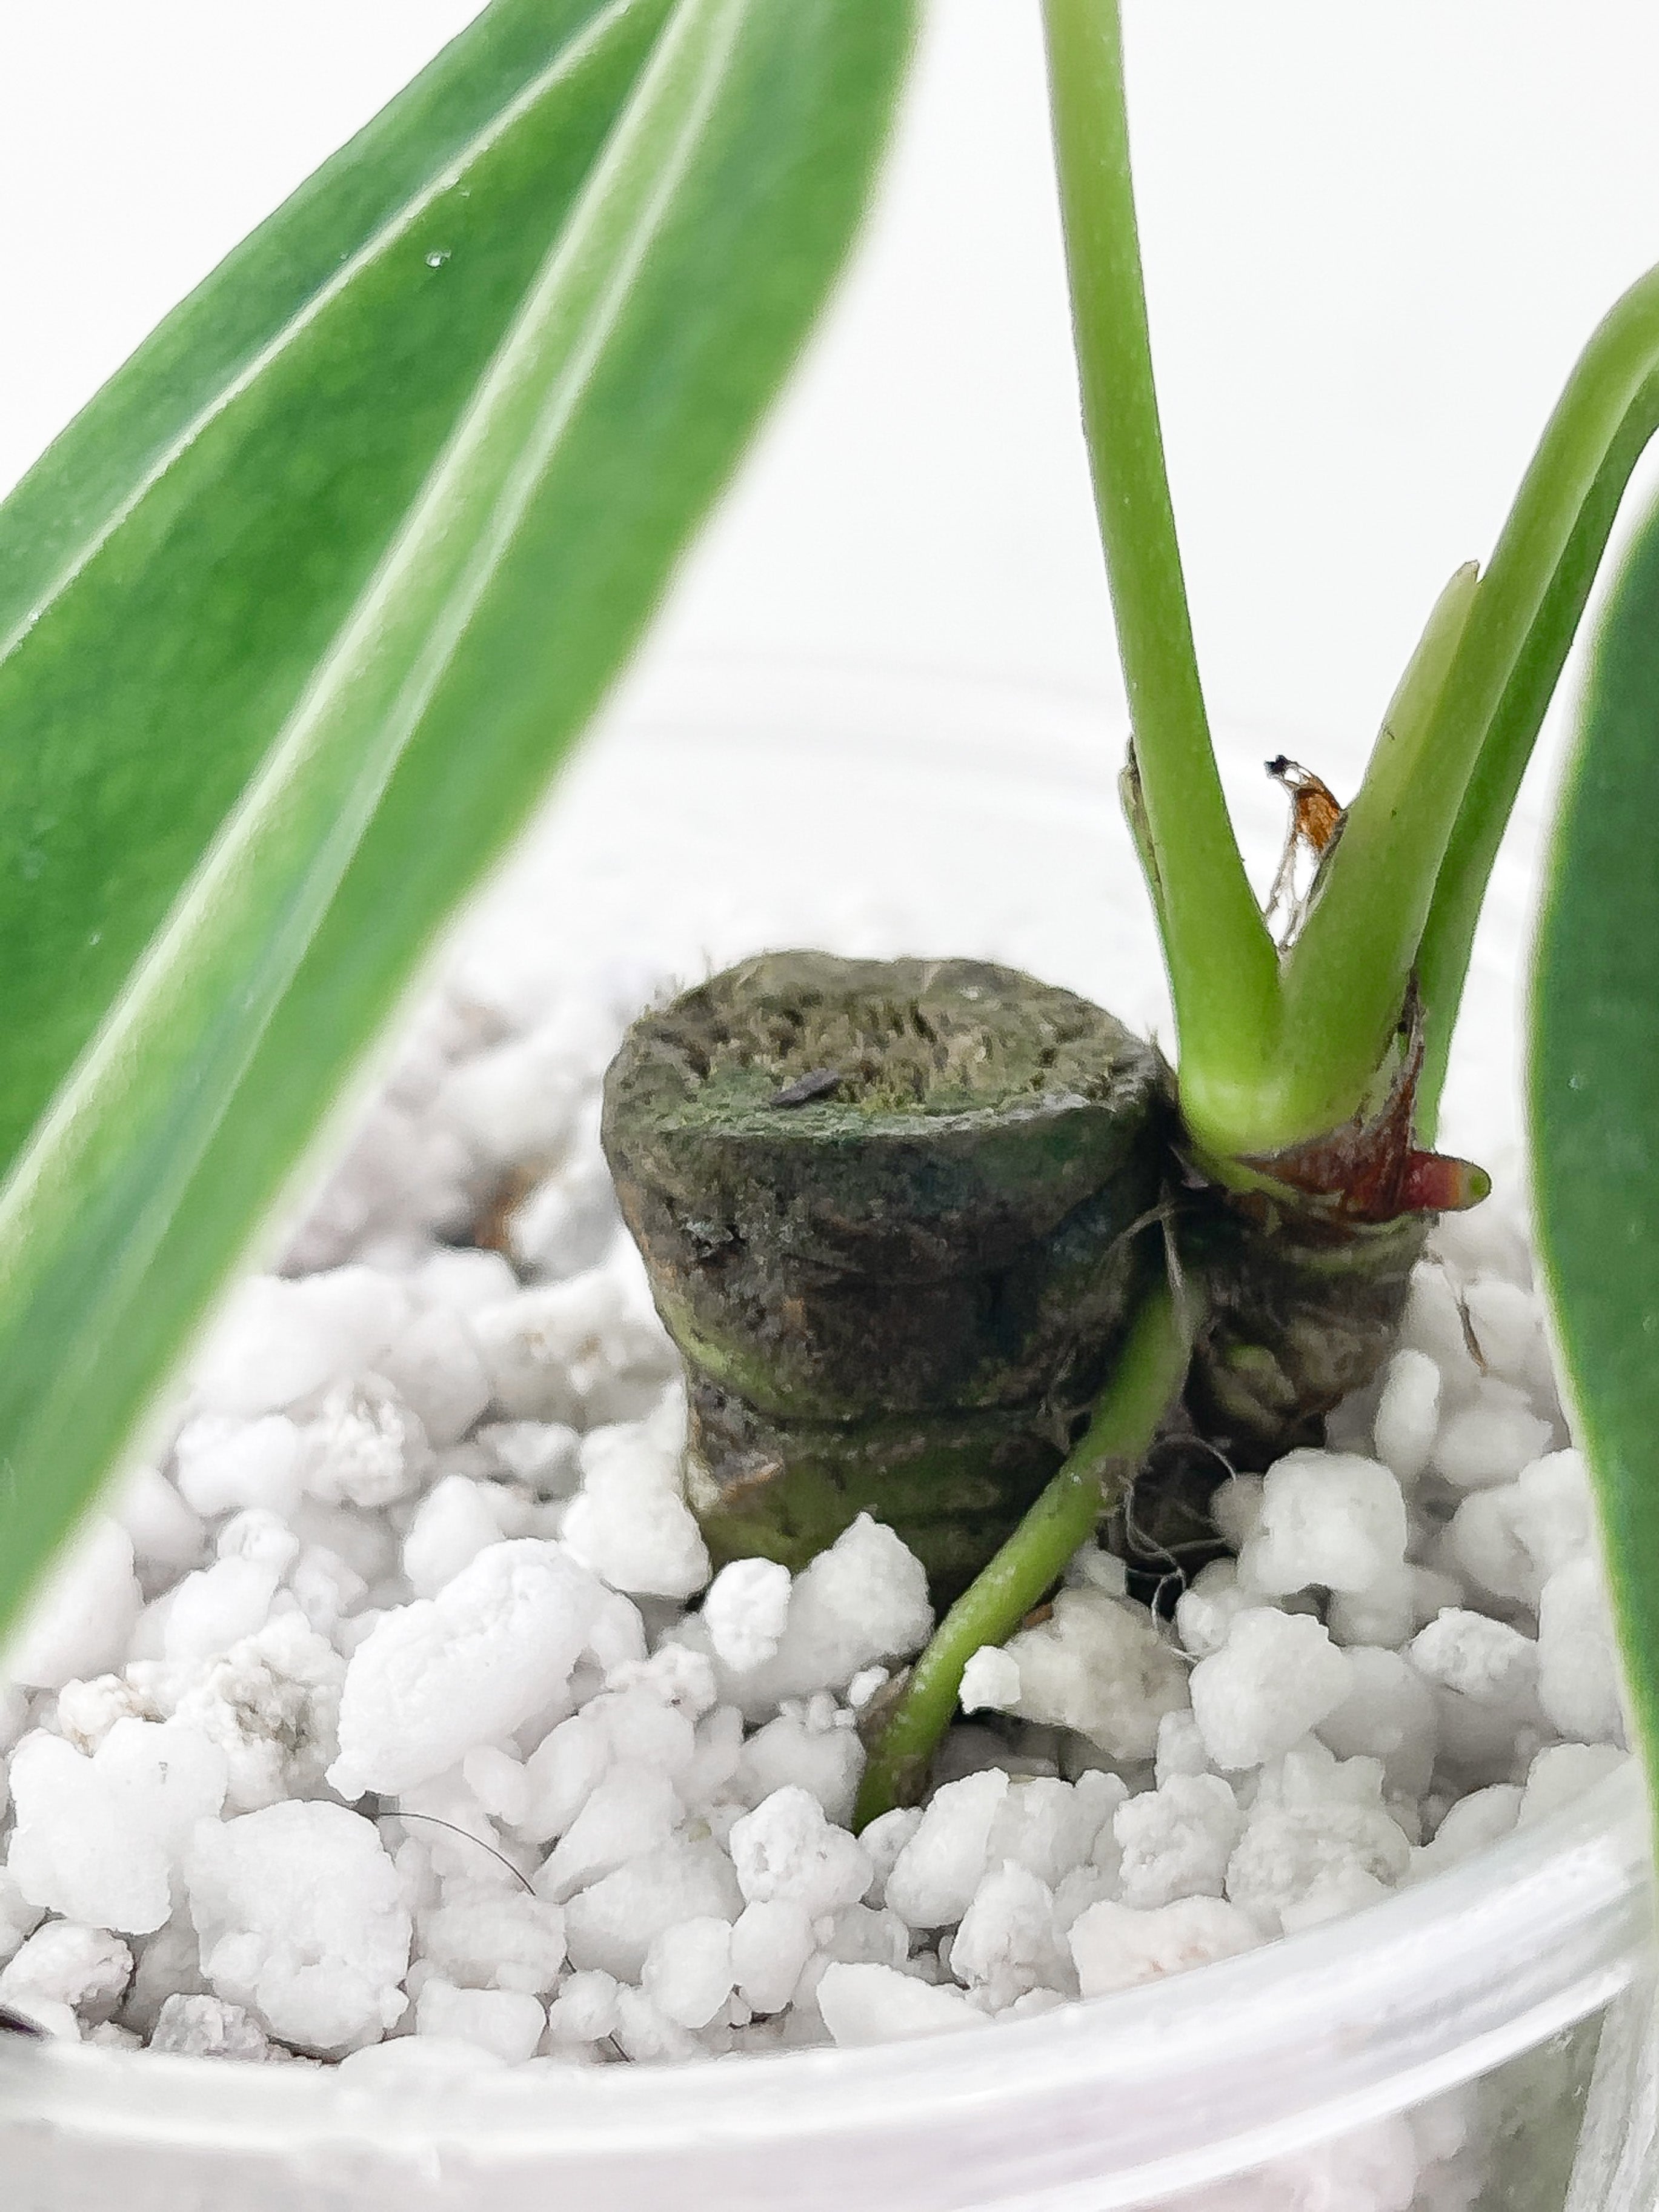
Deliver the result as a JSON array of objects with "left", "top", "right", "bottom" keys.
[
  {"left": 602, "top": 952, "right": 1168, "bottom": 1601},
  {"left": 1180, "top": 1189, "right": 1427, "bottom": 1471},
  {"left": 1174, "top": 983, "right": 1478, "bottom": 1478}
]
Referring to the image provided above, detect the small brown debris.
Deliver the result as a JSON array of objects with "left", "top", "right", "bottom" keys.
[
  {"left": 470, "top": 1163, "right": 539, "bottom": 1254},
  {"left": 1265, "top": 756, "right": 1346, "bottom": 944},
  {"left": 1266, "top": 756, "right": 1343, "bottom": 855}
]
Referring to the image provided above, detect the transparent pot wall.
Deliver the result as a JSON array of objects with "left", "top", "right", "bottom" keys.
[{"left": 1, "top": 659, "right": 1651, "bottom": 2211}]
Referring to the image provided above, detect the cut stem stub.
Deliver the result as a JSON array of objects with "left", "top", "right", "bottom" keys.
[{"left": 600, "top": 951, "right": 1168, "bottom": 1601}]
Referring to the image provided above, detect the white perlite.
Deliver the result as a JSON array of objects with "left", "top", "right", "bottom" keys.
[
  {"left": 7, "top": 1721, "right": 227, "bottom": 1934},
  {"left": 184, "top": 1802, "right": 411, "bottom": 2056},
  {"left": 1238, "top": 1450, "right": 1408, "bottom": 1596},
  {"left": 1069, "top": 1896, "right": 1258, "bottom": 1997},
  {"left": 1190, "top": 1610, "right": 1354, "bottom": 1771},
  {"left": 327, "top": 1539, "right": 608, "bottom": 1798},
  {"left": 705, "top": 1513, "right": 934, "bottom": 1715},
  {"left": 702, "top": 1558, "right": 792, "bottom": 1673},
  {"left": 2, "top": 1521, "right": 140, "bottom": 1692},
  {"left": 968, "top": 1586, "right": 1187, "bottom": 1758},
  {"left": 0, "top": 959, "right": 1628, "bottom": 2154}
]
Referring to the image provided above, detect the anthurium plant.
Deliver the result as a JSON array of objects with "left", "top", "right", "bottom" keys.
[
  {"left": 857, "top": 0, "right": 1659, "bottom": 1821},
  {"left": 0, "top": 0, "right": 1655, "bottom": 1848}
]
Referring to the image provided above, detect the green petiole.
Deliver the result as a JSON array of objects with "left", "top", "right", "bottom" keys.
[
  {"left": 1040, "top": 0, "right": 1279, "bottom": 1161},
  {"left": 1044, "top": 2, "right": 1659, "bottom": 1170},
  {"left": 854, "top": 1280, "right": 1190, "bottom": 1830},
  {"left": 1292, "top": 265, "right": 1659, "bottom": 1149},
  {"left": 1411, "top": 290, "right": 1659, "bottom": 1132}
]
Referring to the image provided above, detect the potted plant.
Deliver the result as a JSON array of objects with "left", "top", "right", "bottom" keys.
[{"left": 0, "top": 3, "right": 1655, "bottom": 2207}]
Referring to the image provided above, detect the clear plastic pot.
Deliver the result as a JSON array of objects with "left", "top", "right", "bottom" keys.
[{"left": 1, "top": 657, "right": 1649, "bottom": 2210}]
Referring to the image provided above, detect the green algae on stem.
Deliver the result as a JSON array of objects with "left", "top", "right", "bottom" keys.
[
  {"left": 602, "top": 952, "right": 1168, "bottom": 1601},
  {"left": 854, "top": 1280, "right": 1191, "bottom": 1828}
]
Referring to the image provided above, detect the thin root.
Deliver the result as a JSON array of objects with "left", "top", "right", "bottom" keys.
[{"left": 394, "top": 1811, "right": 536, "bottom": 1896}]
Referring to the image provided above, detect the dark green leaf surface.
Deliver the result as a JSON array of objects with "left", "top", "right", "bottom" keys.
[
  {"left": 0, "top": 0, "right": 915, "bottom": 1634},
  {"left": 1532, "top": 493, "right": 1659, "bottom": 1814}
]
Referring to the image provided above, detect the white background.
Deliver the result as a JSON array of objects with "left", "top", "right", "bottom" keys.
[{"left": 4, "top": 1, "right": 1659, "bottom": 1122}]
